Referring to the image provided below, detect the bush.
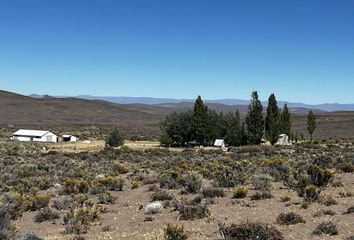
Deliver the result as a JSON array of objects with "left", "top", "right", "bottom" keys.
[
  {"left": 313, "top": 209, "right": 336, "bottom": 217},
  {"left": 106, "top": 129, "right": 125, "bottom": 147},
  {"left": 164, "top": 223, "right": 188, "bottom": 240},
  {"left": 178, "top": 204, "right": 210, "bottom": 220},
  {"left": 338, "top": 162, "right": 354, "bottom": 173},
  {"left": 22, "top": 232, "right": 43, "bottom": 240},
  {"left": 219, "top": 222, "right": 284, "bottom": 240},
  {"left": 145, "top": 201, "right": 163, "bottom": 214},
  {"left": 0, "top": 206, "right": 14, "bottom": 240},
  {"left": 343, "top": 206, "right": 354, "bottom": 214},
  {"left": 252, "top": 174, "right": 273, "bottom": 191},
  {"left": 34, "top": 207, "right": 60, "bottom": 223},
  {"left": 181, "top": 173, "right": 202, "bottom": 194},
  {"left": 276, "top": 212, "right": 305, "bottom": 225},
  {"left": 97, "top": 177, "right": 124, "bottom": 191},
  {"left": 63, "top": 178, "right": 90, "bottom": 194},
  {"left": 303, "top": 184, "right": 321, "bottom": 202},
  {"left": 313, "top": 221, "right": 338, "bottom": 235},
  {"left": 233, "top": 187, "right": 248, "bottom": 199},
  {"left": 307, "top": 165, "right": 333, "bottom": 187},
  {"left": 280, "top": 195, "right": 292, "bottom": 202},
  {"left": 26, "top": 195, "right": 51, "bottom": 211},
  {"left": 63, "top": 206, "right": 101, "bottom": 234},
  {"left": 320, "top": 194, "right": 338, "bottom": 206},
  {"left": 112, "top": 162, "right": 131, "bottom": 174},
  {"left": 131, "top": 181, "right": 140, "bottom": 189},
  {"left": 250, "top": 191, "right": 273, "bottom": 200},
  {"left": 202, "top": 187, "right": 225, "bottom": 198},
  {"left": 152, "top": 189, "right": 173, "bottom": 201},
  {"left": 98, "top": 192, "right": 117, "bottom": 204}
]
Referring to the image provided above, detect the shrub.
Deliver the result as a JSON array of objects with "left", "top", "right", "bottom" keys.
[
  {"left": 338, "top": 162, "right": 354, "bottom": 173},
  {"left": 202, "top": 187, "right": 225, "bottom": 198},
  {"left": 98, "top": 192, "right": 117, "bottom": 204},
  {"left": 34, "top": 207, "right": 60, "bottom": 223},
  {"left": 145, "top": 201, "right": 163, "bottom": 214},
  {"left": 280, "top": 195, "right": 292, "bottom": 202},
  {"left": 303, "top": 184, "right": 321, "bottom": 202},
  {"left": 233, "top": 187, "right": 248, "bottom": 199},
  {"left": 113, "top": 162, "right": 131, "bottom": 174},
  {"left": 22, "top": 232, "right": 43, "bottom": 240},
  {"left": 276, "top": 212, "right": 306, "bottom": 225},
  {"left": 214, "top": 168, "right": 245, "bottom": 188},
  {"left": 313, "top": 221, "right": 338, "bottom": 235},
  {"left": 0, "top": 206, "right": 14, "bottom": 240},
  {"left": 250, "top": 191, "right": 273, "bottom": 200},
  {"left": 219, "top": 222, "right": 284, "bottom": 240},
  {"left": 320, "top": 195, "right": 338, "bottom": 206},
  {"left": 106, "top": 129, "right": 125, "bottom": 147},
  {"left": 63, "top": 178, "right": 90, "bottom": 194},
  {"left": 178, "top": 204, "right": 210, "bottom": 220},
  {"left": 313, "top": 209, "right": 336, "bottom": 217},
  {"left": 343, "top": 206, "right": 354, "bottom": 214},
  {"left": 64, "top": 206, "right": 101, "bottom": 234},
  {"left": 181, "top": 173, "right": 202, "bottom": 194},
  {"left": 97, "top": 177, "right": 124, "bottom": 191},
  {"left": 164, "top": 223, "right": 188, "bottom": 240},
  {"left": 252, "top": 174, "right": 273, "bottom": 191},
  {"left": 26, "top": 195, "right": 51, "bottom": 211},
  {"left": 307, "top": 165, "right": 333, "bottom": 187},
  {"left": 152, "top": 189, "right": 173, "bottom": 201},
  {"left": 131, "top": 181, "right": 140, "bottom": 189}
]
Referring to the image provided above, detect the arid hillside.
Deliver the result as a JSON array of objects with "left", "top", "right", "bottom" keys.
[{"left": 1, "top": 90, "right": 353, "bottom": 140}]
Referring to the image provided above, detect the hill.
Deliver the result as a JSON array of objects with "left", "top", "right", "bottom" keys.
[{"left": 2, "top": 90, "right": 354, "bottom": 140}]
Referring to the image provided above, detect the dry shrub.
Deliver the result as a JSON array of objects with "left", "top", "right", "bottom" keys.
[
  {"left": 63, "top": 178, "right": 90, "bottom": 194},
  {"left": 219, "top": 222, "right": 284, "bottom": 240},
  {"left": 233, "top": 187, "right": 248, "bottom": 199},
  {"left": 276, "top": 212, "right": 306, "bottom": 225},
  {"left": 34, "top": 207, "right": 60, "bottom": 223},
  {"left": 343, "top": 206, "right": 354, "bottom": 214},
  {"left": 202, "top": 187, "right": 225, "bottom": 198},
  {"left": 313, "top": 221, "right": 338, "bottom": 235},
  {"left": 250, "top": 191, "right": 273, "bottom": 200},
  {"left": 178, "top": 204, "right": 210, "bottom": 221},
  {"left": 152, "top": 189, "right": 173, "bottom": 201},
  {"left": 163, "top": 223, "right": 188, "bottom": 240},
  {"left": 313, "top": 209, "right": 336, "bottom": 217}
]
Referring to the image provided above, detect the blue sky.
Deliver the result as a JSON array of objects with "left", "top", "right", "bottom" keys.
[{"left": 0, "top": 0, "right": 353, "bottom": 104}]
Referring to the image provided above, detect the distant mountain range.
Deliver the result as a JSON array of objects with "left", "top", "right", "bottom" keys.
[{"left": 30, "top": 94, "right": 354, "bottom": 112}]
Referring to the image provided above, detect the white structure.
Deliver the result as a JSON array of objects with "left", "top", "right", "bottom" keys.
[
  {"left": 214, "top": 139, "right": 225, "bottom": 148},
  {"left": 62, "top": 135, "right": 77, "bottom": 142},
  {"left": 11, "top": 129, "right": 58, "bottom": 143},
  {"left": 276, "top": 134, "right": 291, "bottom": 146}
]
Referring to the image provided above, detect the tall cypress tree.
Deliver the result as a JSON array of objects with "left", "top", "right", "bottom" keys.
[
  {"left": 280, "top": 103, "right": 291, "bottom": 136},
  {"left": 307, "top": 110, "right": 316, "bottom": 142},
  {"left": 265, "top": 94, "right": 280, "bottom": 145},
  {"left": 191, "top": 95, "right": 209, "bottom": 145},
  {"left": 245, "top": 91, "right": 264, "bottom": 145}
]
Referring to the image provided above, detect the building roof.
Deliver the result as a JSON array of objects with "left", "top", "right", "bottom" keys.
[
  {"left": 214, "top": 139, "right": 225, "bottom": 147},
  {"left": 13, "top": 129, "right": 51, "bottom": 137}
]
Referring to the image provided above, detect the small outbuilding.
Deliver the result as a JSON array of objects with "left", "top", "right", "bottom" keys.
[
  {"left": 276, "top": 134, "right": 291, "bottom": 146},
  {"left": 62, "top": 135, "right": 77, "bottom": 142},
  {"left": 11, "top": 129, "right": 58, "bottom": 143},
  {"left": 214, "top": 139, "right": 225, "bottom": 148}
]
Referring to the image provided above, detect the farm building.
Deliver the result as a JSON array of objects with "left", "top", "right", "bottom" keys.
[
  {"left": 62, "top": 135, "right": 77, "bottom": 142},
  {"left": 276, "top": 134, "right": 291, "bottom": 146},
  {"left": 214, "top": 139, "right": 225, "bottom": 148},
  {"left": 11, "top": 129, "right": 58, "bottom": 143}
]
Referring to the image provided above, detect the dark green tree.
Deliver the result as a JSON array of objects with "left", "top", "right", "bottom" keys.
[
  {"left": 223, "top": 111, "right": 247, "bottom": 146},
  {"left": 279, "top": 103, "right": 291, "bottom": 136},
  {"left": 160, "top": 110, "right": 193, "bottom": 146},
  {"left": 265, "top": 94, "right": 280, "bottom": 145},
  {"left": 191, "top": 96, "right": 209, "bottom": 145},
  {"left": 106, "top": 129, "right": 125, "bottom": 147},
  {"left": 307, "top": 110, "right": 316, "bottom": 142},
  {"left": 245, "top": 91, "right": 264, "bottom": 145}
]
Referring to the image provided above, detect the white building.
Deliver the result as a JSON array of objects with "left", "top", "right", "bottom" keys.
[
  {"left": 276, "top": 134, "right": 291, "bottom": 146},
  {"left": 11, "top": 129, "right": 58, "bottom": 143},
  {"left": 62, "top": 135, "right": 77, "bottom": 142},
  {"left": 214, "top": 139, "right": 225, "bottom": 148}
]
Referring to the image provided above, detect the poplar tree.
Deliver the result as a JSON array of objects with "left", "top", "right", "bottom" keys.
[
  {"left": 191, "top": 95, "right": 209, "bottom": 145},
  {"left": 280, "top": 103, "right": 291, "bottom": 136},
  {"left": 307, "top": 110, "right": 316, "bottom": 142},
  {"left": 265, "top": 94, "right": 280, "bottom": 145},
  {"left": 245, "top": 91, "right": 264, "bottom": 145}
]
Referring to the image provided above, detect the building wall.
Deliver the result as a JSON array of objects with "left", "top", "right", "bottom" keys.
[{"left": 12, "top": 133, "right": 57, "bottom": 143}]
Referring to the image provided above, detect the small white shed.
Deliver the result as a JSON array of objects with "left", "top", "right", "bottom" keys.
[
  {"left": 11, "top": 129, "right": 58, "bottom": 143},
  {"left": 214, "top": 139, "right": 225, "bottom": 148},
  {"left": 276, "top": 134, "right": 291, "bottom": 146},
  {"left": 62, "top": 135, "right": 77, "bottom": 142}
]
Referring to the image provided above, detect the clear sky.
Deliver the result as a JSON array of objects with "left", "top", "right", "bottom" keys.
[{"left": 0, "top": 0, "right": 353, "bottom": 104}]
